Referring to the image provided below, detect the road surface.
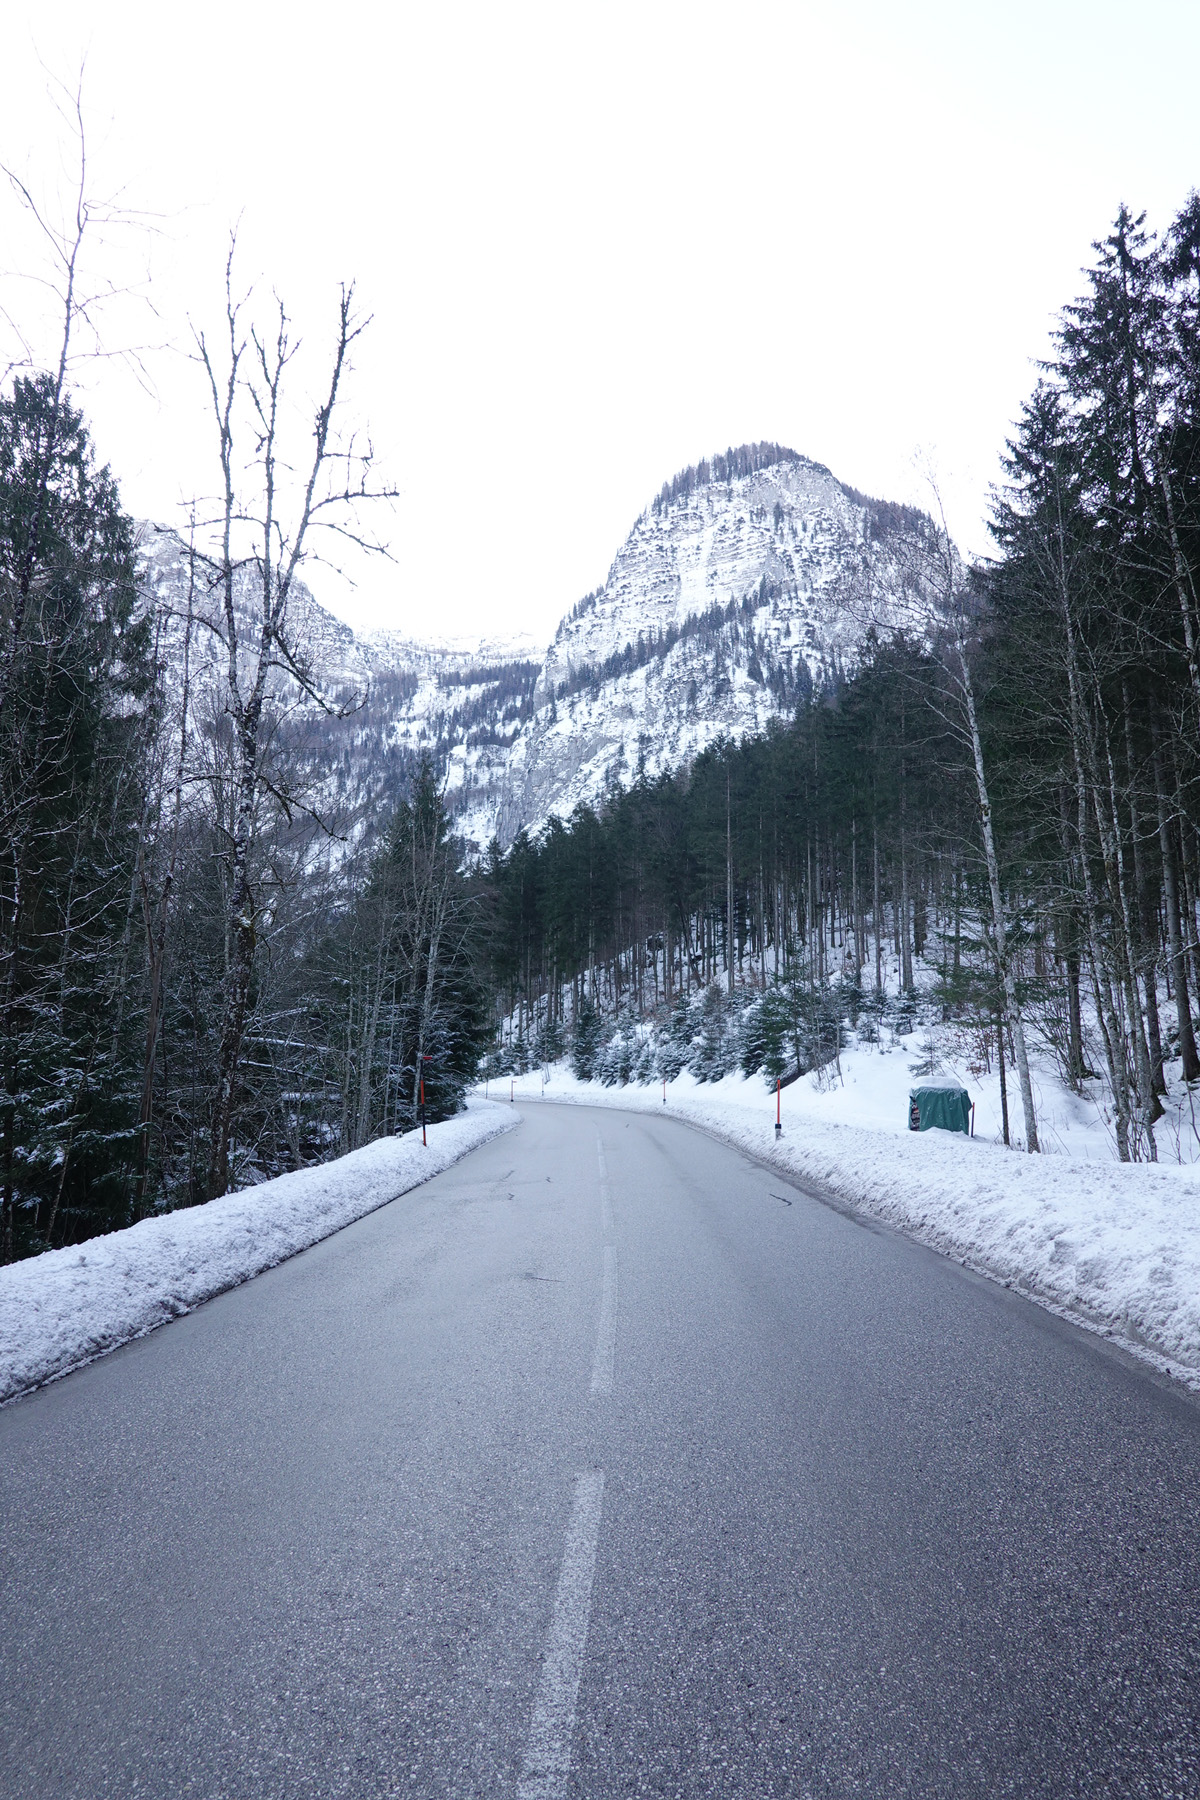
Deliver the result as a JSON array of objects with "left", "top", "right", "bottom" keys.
[{"left": 3, "top": 1102, "right": 1200, "bottom": 1798}]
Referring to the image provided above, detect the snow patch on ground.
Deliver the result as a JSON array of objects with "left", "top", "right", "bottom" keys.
[
  {"left": 0, "top": 1100, "right": 515, "bottom": 1405},
  {"left": 494, "top": 1062, "right": 1200, "bottom": 1389}
]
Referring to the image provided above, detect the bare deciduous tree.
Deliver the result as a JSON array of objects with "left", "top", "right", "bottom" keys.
[{"left": 190, "top": 241, "right": 394, "bottom": 1197}]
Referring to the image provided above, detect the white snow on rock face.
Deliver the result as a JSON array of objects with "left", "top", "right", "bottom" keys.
[
  {"left": 541, "top": 454, "right": 890, "bottom": 696},
  {"left": 0, "top": 1101, "right": 516, "bottom": 1405},
  {"left": 136, "top": 522, "right": 374, "bottom": 694},
  {"left": 136, "top": 446, "right": 936, "bottom": 854},
  {"left": 446, "top": 452, "right": 934, "bottom": 848}
]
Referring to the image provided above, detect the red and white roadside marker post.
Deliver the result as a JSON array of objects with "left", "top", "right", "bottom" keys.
[{"left": 775, "top": 1078, "right": 782, "bottom": 1140}]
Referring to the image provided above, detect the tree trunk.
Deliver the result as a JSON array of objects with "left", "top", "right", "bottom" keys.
[
  {"left": 1155, "top": 740, "right": 1200, "bottom": 1082},
  {"left": 873, "top": 820, "right": 883, "bottom": 995},
  {"left": 954, "top": 638, "right": 1039, "bottom": 1151}
]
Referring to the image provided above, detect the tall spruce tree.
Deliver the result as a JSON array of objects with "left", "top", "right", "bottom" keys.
[{"left": 0, "top": 375, "right": 150, "bottom": 1256}]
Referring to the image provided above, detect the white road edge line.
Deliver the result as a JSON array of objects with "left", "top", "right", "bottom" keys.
[
  {"left": 596, "top": 1139, "right": 607, "bottom": 1181},
  {"left": 517, "top": 1469, "right": 606, "bottom": 1800},
  {"left": 590, "top": 1246, "right": 617, "bottom": 1396}
]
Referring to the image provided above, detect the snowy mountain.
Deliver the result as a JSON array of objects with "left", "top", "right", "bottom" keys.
[
  {"left": 457, "top": 445, "right": 933, "bottom": 845},
  {"left": 134, "top": 523, "right": 543, "bottom": 830},
  {"left": 137, "top": 444, "right": 938, "bottom": 852}
]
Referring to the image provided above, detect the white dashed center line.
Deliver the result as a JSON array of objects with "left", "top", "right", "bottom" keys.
[
  {"left": 590, "top": 1246, "right": 617, "bottom": 1395},
  {"left": 517, "top": 1470, "right": 606, "bottom": 1800}
]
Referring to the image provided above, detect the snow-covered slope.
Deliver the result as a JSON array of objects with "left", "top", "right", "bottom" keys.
[
  {"left": 137, "top": 445, "right": 937, "bottom": 851},
  {"left": 134, "top": 522, "right": 543, "bottom": 834}
]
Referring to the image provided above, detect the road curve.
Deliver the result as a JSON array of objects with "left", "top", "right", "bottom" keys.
[{"left": 2, "top": 1102, "right": 1200, "bottom": 1798}]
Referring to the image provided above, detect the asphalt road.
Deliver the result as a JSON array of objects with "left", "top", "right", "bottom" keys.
[{"left": 3, "top": 1102, "right": 1200, "bottom": 1799}]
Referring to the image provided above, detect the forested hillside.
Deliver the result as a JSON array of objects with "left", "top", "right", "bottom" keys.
[{"left": 483, "top": 202, "right": 1200, "bottom": 1169}]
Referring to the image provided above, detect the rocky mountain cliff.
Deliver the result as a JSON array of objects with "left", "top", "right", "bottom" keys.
[
  {"left": 460, "top": 445, "right": 934, "bottom": 845},
  {"left": 137, "top": 444, "right": 939, "bottom": 852}
]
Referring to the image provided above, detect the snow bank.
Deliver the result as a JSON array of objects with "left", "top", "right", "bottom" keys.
[
  {"left": 504, "top": 1066, "right": 1200, "bottom": 1389},
  {"left": 0, "top": 1100, "right": 515, "bottom": 1405}
]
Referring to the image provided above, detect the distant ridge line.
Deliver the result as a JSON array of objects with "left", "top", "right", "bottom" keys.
[
  {"left": 648, "top": 441, "right": 931, "bottom": 543},
  {"left": 651, "top": 443, "right": 812, "bottom": 514}
]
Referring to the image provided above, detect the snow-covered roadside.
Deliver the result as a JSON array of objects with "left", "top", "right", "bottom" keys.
[
  {"left": 497, "top": 1066, "right": 1200, "bottom": 1390},
  {"left": 0, "top": 1100, "right": 515, "bottom": 1405}
]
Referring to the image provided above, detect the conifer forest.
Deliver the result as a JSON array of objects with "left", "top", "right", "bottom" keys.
[{"left": 4, "top": 200, "right": 1200, "bottom": 1263}]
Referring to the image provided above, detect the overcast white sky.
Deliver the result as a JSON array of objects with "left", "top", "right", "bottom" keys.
[{"left": 3, "top": 1, "right": 1199, "bottom": 647}]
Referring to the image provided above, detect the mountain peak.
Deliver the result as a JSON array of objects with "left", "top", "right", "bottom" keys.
[{"left": 650, "top": 442, "right": 816, "bottom": 516}]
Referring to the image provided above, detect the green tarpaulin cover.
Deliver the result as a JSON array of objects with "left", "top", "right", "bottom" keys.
[{"left": 908, "top": 1078, "right": 971, "bottom": 1134}]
